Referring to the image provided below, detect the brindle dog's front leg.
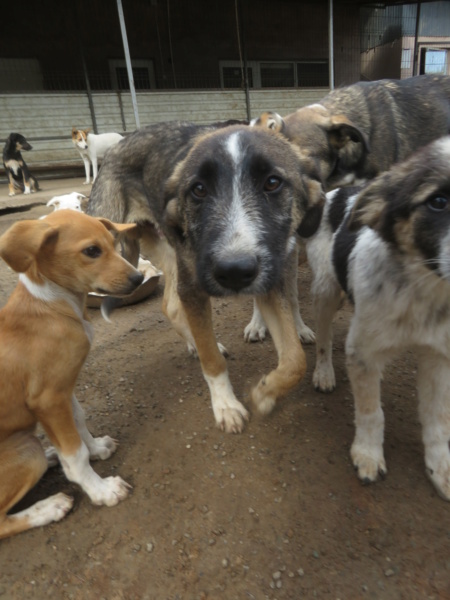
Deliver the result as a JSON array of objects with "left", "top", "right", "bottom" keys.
[
  {"left": 252, "top": 283, "right": 307, "bottom": 416},
  {"left": 178, "top": 284, "right": 249, "bottom": 433}
]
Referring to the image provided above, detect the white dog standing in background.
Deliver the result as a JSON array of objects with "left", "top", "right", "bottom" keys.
[{"left": 72, "top": 127, "right": 124, "bottom": 185}]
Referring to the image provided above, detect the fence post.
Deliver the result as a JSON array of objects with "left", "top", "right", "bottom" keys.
[{"left": 116, "top": 0, "right": 141, "bottom": 129}]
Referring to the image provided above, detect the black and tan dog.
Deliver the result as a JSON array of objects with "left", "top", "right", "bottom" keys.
[
  {"left": 252, "top": 74, "right": 450, "bottom": 190},
  {"left": 87, "top": 122, "right": 325, "bottom": 433},
  {"left": 2, "top": 132, "right": 40, "bottom": 196}
]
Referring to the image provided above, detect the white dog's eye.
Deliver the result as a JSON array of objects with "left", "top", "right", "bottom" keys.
[
  {"left": 263, "top": 175, "right": 283, "bottom": 193},
  {"left": 83, "top": 245, "right": 102, "bottom": 258},
  {"left": 427, "top": 195, "right": 448, "bottom": 212}
]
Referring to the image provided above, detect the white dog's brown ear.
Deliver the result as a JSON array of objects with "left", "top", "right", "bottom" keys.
[
  {"left": 0, "top": 220, "right": 58, "bottom": 273},
  {"left": 347, "top": 182, "right": 387, "bottom": 231}
]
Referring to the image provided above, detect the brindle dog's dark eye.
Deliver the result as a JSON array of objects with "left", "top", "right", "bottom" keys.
[
  {"left": 83, "top": 245, "right": 102, "bottom": 258},
  {"left": 191, "top": 182, "right": 207, "bottom": 199},
  {"left": 427, "top": 195, "right": 448, "bottom": 212},
  {"left": 264, "top": 175, "right": 283, "bottom": 193}
]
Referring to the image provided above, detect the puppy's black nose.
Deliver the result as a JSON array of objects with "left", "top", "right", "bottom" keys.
[
  {"left": 214, "top": 256, "right": 258, "bottom": 291},
  {"left": 129, "top": 271, "right": 144, "bottom": 288}
]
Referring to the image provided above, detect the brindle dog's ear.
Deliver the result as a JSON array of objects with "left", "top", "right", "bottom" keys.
[
  {"left": 347, "top": 179, "right": 388, "bottom": 232},
  {"left": 328, "top": 117, "right": 370, "bottom": 151}
]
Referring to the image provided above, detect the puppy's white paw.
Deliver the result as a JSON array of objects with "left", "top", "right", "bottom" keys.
[
  {"left": 8, "top": 192, "right": 16, "bottom": 197},
  {"left": 297, "top": 324, "right": 315, "bottom": 344},
  {"left": 215, "top": 401, "right": 249, "bottom": 434},
  {"left": 312, "top": 363, "right": 336, "bottom": 393},
  {"left": 90, "top": 476, "right": 131, "bottom": 506},
  {"left": 28, "top": 493, "right": 74, "bottom": 528},
  {"left": 244, "top": 320, "right": 267, "bottom": 343},
  {"left": 83, "top": 181, "right": 90, "bottom": 185},
  {"left": 351, "top": 443, "right": 387, "bottom": 483},
  {"left": 89, "top": 436, "right": 118, "bottom": 460}
]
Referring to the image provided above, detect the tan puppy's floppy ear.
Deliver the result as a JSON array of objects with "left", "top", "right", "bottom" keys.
[
  {"left": 0, "top": 220, "right": 58, "bottom": 273},
  {"left": 347, "top": 180, "right": 388, "bottom": 232}
]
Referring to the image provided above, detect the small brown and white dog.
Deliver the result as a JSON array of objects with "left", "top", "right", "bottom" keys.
[
  {"left": 47, "top": 191, "right": 88, "bottom": 212},
  {"left": 71, "top": 127, "right": 124, "bottom": 185},
  {"left": 306, "top": 136, "right": 450, "bottom": 500},
  {"left": 0, "top": 210, "right": 143, "bottom": 538}
]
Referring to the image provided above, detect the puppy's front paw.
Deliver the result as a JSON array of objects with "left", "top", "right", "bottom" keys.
[
  {"left": 91, "top": 476, "right": 131, "bottom": 506},
  {"left": 8, "top": 192, "right": 16, "bottom": 197},
  {"left": 215, "top": 401, "right": 249, "bottom": 434},
  {"left": 351, "top": 443, "right": 387, "bottom": 483},
  {"left": 252, "top": 380, "right": 276, "bottom": 416},
  {"left": 89, "top": 435, "right": 118, "bottom": 460}
]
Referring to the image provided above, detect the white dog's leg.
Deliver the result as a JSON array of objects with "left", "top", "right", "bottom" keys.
[
  {"left": 417, "top": 352, "right": 450, "bottom": 500},
  {"left": 82, "top": 157, "right": 91, "bottom": 184},
  {"left": 58, "top": 442, "right": 130, "bottom": 506},
  {"left": 72, "top": 395, "right": 118, "bottom": 460},
  {"left": 244, "top": 299, "right": 267, "bottom": 342},
  {"left": 347, "top": 334, "right": 387, "bottom": 483},
  {"left": 91, "top": 156, "right": 98, "bottom": 182}
]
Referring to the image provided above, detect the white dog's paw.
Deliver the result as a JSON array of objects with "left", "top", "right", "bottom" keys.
[
  {"left": 8, "top": 191, "right": 16, "bottom": 197},
  {"left": 297, "top": 323, "right": 315, "bottom": 344},
  {"left": 351, "top": 443, "right": 387, "bottom": 483},
  {"left": 244, "top": 319, "right": 267, "bottom": 343},
  {"left": 45, "top": 446, "right": 60, "bottom": 467},
  {"left": 425, "top": 446, "right": 450, "bottom": 501},
  {"left": 88, "top": 436, "right": 118, "bottom": 460},
  {"left": 83, "top": 181, "right": 90, "bottom": 185},
  {"left": 312, "top": 363, "right": 336, "bottom": 393},
  {"left": 214, "top": 401, "right": 249, "bottom": 434},
  {"left": 28, "top": 493, "right": 74, "bottom": 528},
  {"left": 90, "top": 476, "right": 131, "bottom": 506}
]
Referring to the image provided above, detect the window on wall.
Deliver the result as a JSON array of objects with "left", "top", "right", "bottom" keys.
[
  {"left": 109, "top": 59, "right": 156, "bottom": 90},
  {"left": 220, "top": 60, "right": 329, "bottom": 89},
  {"left": 424, "top": 49, "right": 447, "bottom": 74}
]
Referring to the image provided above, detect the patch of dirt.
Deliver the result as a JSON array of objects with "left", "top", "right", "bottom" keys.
[{"left": 0, "top": 205, "right": 449, "bottom": 600}]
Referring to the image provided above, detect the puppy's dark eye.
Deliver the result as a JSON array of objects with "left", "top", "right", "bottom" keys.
[
  {"left": 427, "top": 195, "right": 448, "bottom": 212},
  {"left": 264, "top": 175, "right": 283, "bottom": 193},
  {"left": 191, "top": 182, "right": 207, "bottom": 199},
  {"left": 82, "top": 245, "right": 102, "bottom": 258}
]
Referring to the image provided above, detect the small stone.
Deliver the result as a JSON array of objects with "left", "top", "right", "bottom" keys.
[
  {"left": 272, "top": 571, "right": 281, "bottom": 580},
  {"left": 385, "top": 569, "right": 395, "bottom": 577},
  {"left": 222, "top": 558, "right": 229, "bottom": 568},
  {"left": 297, "top": 568, "right": 305, "bottom": 577},
  {"left": 146, "top": 543, "right": 154, "bottom": 553}
]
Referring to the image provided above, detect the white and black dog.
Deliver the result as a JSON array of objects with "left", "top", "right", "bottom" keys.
[{"left": 307, "top": 136, "right": 450, "bottom": 500}]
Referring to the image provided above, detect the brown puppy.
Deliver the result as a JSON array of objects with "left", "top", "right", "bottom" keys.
[{"left": 0, "top": 210, "right": 143, "bottom": 539}]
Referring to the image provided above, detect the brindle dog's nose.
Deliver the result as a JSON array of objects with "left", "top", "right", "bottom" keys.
[{"left": 214, "top": 256, "right": 258, "bottom": 291}]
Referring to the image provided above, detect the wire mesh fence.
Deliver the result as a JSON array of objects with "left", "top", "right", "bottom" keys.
[{"left": 0, "top": 1, "right": 449, "bottom": 94}]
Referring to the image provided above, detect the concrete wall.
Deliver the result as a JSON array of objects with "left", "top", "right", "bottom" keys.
[{"left": 0, "top": 88, "right": 327, "bottom": 174}]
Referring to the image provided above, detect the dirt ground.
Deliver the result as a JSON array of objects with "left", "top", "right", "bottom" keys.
[{"left": 0, "top": 182, "right": 449, "bottom": 600}]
